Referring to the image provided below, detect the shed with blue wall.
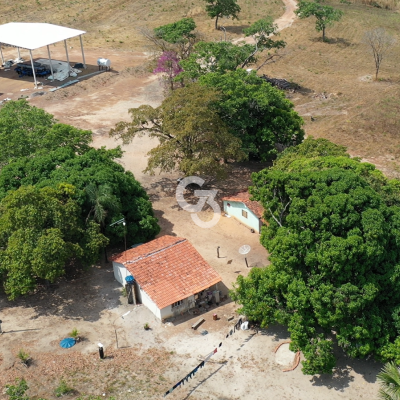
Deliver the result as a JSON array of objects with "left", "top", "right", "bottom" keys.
[{"left": 222, "top": 191, "right": 265, "bottom": 233}]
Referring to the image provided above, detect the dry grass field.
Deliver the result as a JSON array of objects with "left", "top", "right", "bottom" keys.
[
  {"left": 263, "top": 1, "right": 400, "bottom": 176},
  {"left": 0, "top": 0, "right": 282, "bottom": 50}
]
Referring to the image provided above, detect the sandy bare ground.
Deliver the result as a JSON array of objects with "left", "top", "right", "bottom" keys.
[
  {"left": 275, "top": 0, "right": 298, "bottom": 32},
  {"left": 0, "top": 1, "right": 384, "bottom": 399}
]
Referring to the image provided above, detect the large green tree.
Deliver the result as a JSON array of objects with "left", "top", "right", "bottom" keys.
[
  {"left": 204, "top": 0, "right": 241, "bottom": 30},
  {"left": 199, "top": 70, "right": 304, "bottom": 161},
  {"left": 0, "top": 101, "right": 160, "bottom": 298},
  {"left": 179, "top": 41, "right": 258, "bottom": 80},
  {"left": 142, "top": 18, "right": 198, "bottom": 60},
  {"left": 295, "top": 0, "right": 344, "bottom": 41},
  {"left": 179, "top": 19, "right": 285, "bottom": 80},
  {"left": 231, "top": 138, "right": 400, "bottom": 374},
  {"left": 0, "top": 185, "right": 107, "bottom": 300},
  {"left": 0, "top": 146, "right": 160, "bottom": 245},
  {"left": 110, "top": 84, "right": 245, "bottom": 179},
  {"left": 153, "top": 18, "right": 198, "bottom": 59},
  {"left": 0, "top": 100, "right": 91, "bottom": 168}
]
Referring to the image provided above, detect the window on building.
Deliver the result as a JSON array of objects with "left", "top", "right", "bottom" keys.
[
  {"left": 172, "top": 300, "right": 183, "bottom": 308},
  {"left": 242, "top": 209, "right": 248, "bottom": 218}
]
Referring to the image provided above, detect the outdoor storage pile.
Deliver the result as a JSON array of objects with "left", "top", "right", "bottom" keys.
[
  {"left": 14, "top": 62, "right": 51, "bottom": 78},
  {"left": 260, "top": 74, "right": 293, "bottom": 91}
]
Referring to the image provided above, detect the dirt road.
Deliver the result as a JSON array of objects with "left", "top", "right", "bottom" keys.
[
  {"left": 275, "top": 0, "right": 298, "bottom": 32},
  {"left": 233, "top": 0, "right": 297, "bottom": 44}
]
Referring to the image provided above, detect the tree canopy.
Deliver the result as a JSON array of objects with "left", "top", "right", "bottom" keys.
[
  {"left": 0, "top": 184, "right": 107, "bottom": 300},
  {"left": 143, "top": 18, "right": 199, "bottom": 60},
  {"left": 0, "top": 146, "right": 160, "bottom": 245},
  {"left": 153, "top": 51, "right": 183, "bottom": 92},
  {"left": 204, "top": 0, "right": 241, "bottom": 30},
  {"left": 199, "top": 69, "right": 304, "bottom": 161},
  {"left": 295, "top": 0, "right": 344, "bottom": 41},
  {"left": 110, "top": 84, "right": 245, "bottom": 179},
  {"left": 154, "top": 18, "right": 196, "bottom": 44},
  {"left": 179, "top": 18, "right": 285, "bottom": 80},
  {"left": 242, "top": 18, "right": 286, "bottom": 69},
  {"left": 0, "top": 101, "right": 160, "bottom": 299},
  {"left": 179, "top": 41, "right": 257, "bottom": 80},
  {"left": 0, "top": 100, "right": 91, "bottom": 168},
  {"left": 113, "top": 70, "right": 303, "bottom": 175},
  {"left": 231, "top": 138, "right": 400, "bottom": 374}
]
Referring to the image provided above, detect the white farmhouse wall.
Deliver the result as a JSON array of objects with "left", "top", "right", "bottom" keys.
[
  {"left": 139, "top": 285, "right": 162, "bottom": 319},
  {"left": 160, "top": 305, "right": 172, "bottom": 319},
  {"left": 223, "top": 200, "right": 261, "bottom": 233},
  {"left": 159, "top": 294, "right": 195, "bottom": 320},
  {"left": 112, "top": 261, "right": 132, "bottom": 286},
  {"left": 112, "top": 263, "right": 203, "bottom": 320}
]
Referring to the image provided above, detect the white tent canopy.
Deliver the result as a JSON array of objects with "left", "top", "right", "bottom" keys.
[
  {"left": 0, "top": 23, "right": 85, "bottom": 50},
  {"left": 0, "top": 22, "right": 87, "bottom": 87}
]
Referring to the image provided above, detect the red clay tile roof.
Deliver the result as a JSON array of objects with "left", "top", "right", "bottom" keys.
[
  {"left": 222, "top": 191, "right": 265, "bottom": 220},
  {"left": 111, "top": 236, "right": 222, "bottom": 309}
]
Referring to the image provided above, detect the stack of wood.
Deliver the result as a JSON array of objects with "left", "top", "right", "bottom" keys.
[{"left": 260, "top": 75, "right": 293, "bottom": 91}]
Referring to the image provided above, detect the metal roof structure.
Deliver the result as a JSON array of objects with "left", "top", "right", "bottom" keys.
[
  {"left": 0, "top": 22, "right": 87, "bottom": 88},
  {"left": 0, "top": 23, "right": 85, "bottom": 50}
]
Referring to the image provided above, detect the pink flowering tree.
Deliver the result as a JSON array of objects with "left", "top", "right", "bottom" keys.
[{"left": 153, "top": 51, "right": 183, "bottom": 93}]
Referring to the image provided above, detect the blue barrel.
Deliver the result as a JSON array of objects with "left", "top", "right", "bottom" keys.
[{"left": 125, "top": 275, "right": 134, "bottom": 284}]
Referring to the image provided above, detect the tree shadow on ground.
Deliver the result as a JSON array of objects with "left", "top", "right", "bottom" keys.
[
  {"left": 153, "top": 208, "right": 176, "bottom": 237},
  {"left": 222, "top": 24, "right": 250, "bottom": 35},
  {"left": 309, "top": 36, "right": 352, "bottom": 48},
  {"left": 310, "top": 342, "right": 382, "bottom": 391},
  {"left": 0, "top": 264, "right": 122, "bottom": 322},
  {"left": 204, "top": 160, "right": 272, "bottom": 206},
  {"left": 146, "top": 161, "right": 272, "bottom": 214},
  {"left": 291, "top": 83, "right": 314, "bottom": 95},
  {"left": 147, "top": 177, "right": 178, "bottom": 202},
  {"left": 310, "top": 365, "right": 355, "bottom": 392},
  {"left": 257, "top": 323, "right": 290, "bottom": 342}
]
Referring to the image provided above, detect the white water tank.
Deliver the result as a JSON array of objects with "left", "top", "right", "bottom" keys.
[{"left": 97, "top": 58, "right": 111, "bottom": 68}]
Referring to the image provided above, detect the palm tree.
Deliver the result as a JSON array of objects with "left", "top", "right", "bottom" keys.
[
  {"left": 85, "top": 183, "right": 119, "bottom": 262},
  {"left": 377, "top": 361, "right": 400, "bottom": 400}
]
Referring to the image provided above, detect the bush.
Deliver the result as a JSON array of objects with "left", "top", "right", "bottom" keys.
[
  {"left": 5, "top": 378, "right": 29, "bottom": 400},
  {"left": 54, "top": 379, "right": 74, "bottom": 397},
  {"left": 69, "top": 328, "right": 79, "bottom": 339},
  {"left": 16, "top": 350, "right": 30, "bottom": 364}
]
